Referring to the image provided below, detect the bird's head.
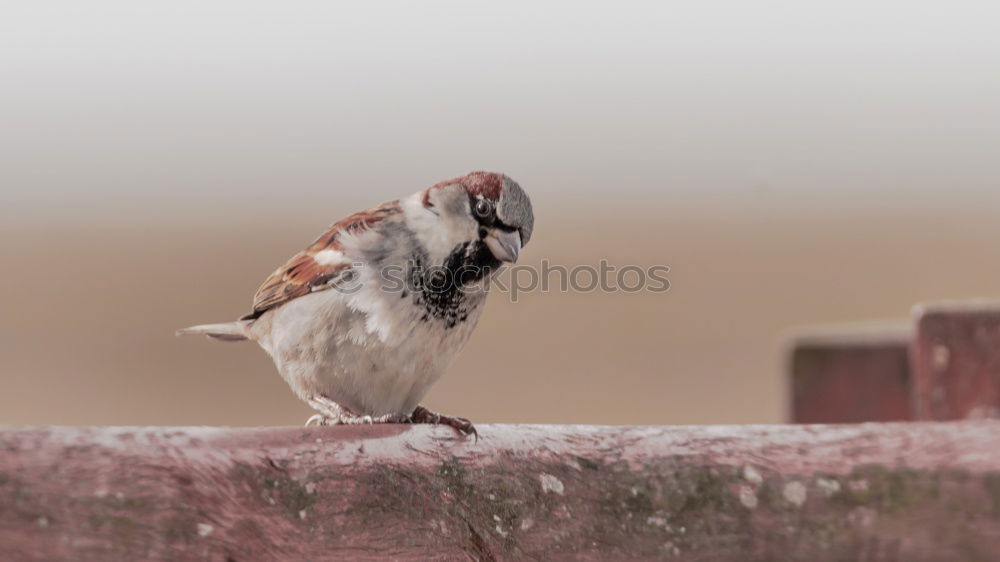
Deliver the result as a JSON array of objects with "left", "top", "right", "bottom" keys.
[{"left": 416, "top": 171, "right": 533, "bottom": 274}]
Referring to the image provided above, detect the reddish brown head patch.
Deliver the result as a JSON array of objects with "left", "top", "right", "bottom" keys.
[{"left": 423, "top": 171, "right": 504, "bottom": 207}]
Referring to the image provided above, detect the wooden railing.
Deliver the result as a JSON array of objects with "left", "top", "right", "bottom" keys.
[{"left": 3, "top": 422, "right": 1000, "bottom": 561}]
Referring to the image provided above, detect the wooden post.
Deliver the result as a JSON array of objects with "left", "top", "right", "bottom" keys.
[
  {"left": 789, "top": 324, "right": 913, "bottom": 423},
  {"left": 912, "top": 301, "right": 1000, "bottom": 420},
  {"left": 4, "top": 423, "right": 1000, "bottom": 561}
]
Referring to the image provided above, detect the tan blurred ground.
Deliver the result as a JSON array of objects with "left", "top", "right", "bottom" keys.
[{"left": 3, "top": 206, "right": 998, "bottom": 426}]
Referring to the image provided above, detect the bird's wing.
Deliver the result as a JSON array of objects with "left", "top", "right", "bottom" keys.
[{"left": 243, "top": 200, "right": 402, "bottom": 319}]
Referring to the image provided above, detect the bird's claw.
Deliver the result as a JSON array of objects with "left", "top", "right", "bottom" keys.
[
  {"left": 304, "top": 414, "right": 335, "bottom": 426},
  {"left": 410, "top": 405, "right": 478, "bottom": 442}
]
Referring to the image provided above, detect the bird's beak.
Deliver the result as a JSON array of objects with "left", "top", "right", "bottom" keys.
[{"left": 484, "top": 228, "right": 521, "bottom": 263}]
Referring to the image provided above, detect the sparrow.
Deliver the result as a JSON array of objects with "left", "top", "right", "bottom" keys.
[{"left": 178, "top": 171, "right": 533, "bottom": 437}]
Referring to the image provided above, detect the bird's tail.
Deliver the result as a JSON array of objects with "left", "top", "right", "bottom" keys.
[{"left": 175, "top": 321, "right": 249, "bottom": 342}]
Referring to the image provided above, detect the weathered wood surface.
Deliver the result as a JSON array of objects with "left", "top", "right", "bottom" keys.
[{"left": 3, "top": 423, "right": 1000, "bottom": 561}]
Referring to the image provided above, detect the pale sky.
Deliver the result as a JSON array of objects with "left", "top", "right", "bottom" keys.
[{"left": 3, "top": 1, "right": 999, "bottom": 222}]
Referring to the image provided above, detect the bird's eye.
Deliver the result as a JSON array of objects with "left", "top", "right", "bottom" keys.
[{"left": 474, "top": 199, "right": 493, "bottom": 218}]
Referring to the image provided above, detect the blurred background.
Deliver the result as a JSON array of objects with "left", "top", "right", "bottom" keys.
[{"left": 2, "top": 1, "right": 999, "bottom": 426}]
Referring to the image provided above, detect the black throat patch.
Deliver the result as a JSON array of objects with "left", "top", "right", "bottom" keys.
[{"left": 407, "top": 241, "right": 500, "bottom": 329}]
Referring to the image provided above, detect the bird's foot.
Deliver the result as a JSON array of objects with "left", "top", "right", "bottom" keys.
[
  {"left": 304, "top": 395, "right": 409, "bottom": 426},
  {"left": 304, "top": 395, "right": 474, "bottom": 439},
  {"left": 305, "top": 395, "right": 359, "bottom": 426},
  {"left": 410, "top": 405, "right": 478, "bottom": 441}
]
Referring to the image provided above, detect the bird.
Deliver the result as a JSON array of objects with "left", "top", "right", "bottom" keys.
[{"left": 177, "top": 171, "right": 533, "bottom": 438}]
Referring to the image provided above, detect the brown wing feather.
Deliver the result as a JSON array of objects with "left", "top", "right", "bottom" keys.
[{"left": 243, "top": 200, "right": 402, "bottom": 319}]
